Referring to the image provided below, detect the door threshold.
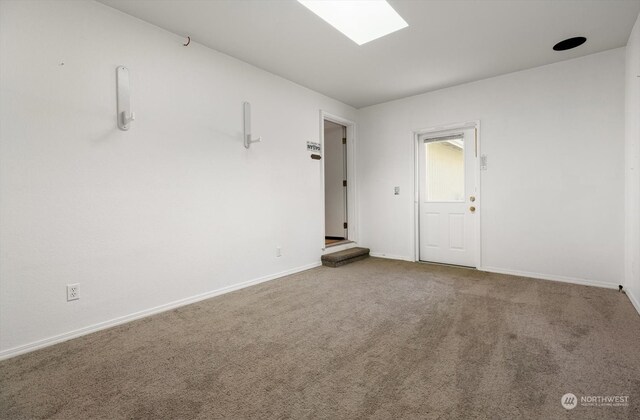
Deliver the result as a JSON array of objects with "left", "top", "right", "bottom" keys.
[
  {"left": 417, "top": 260, "right": 476, "bottom": 270},
  {"left": 326, "top": 240, "right": 353, "bottom": 248}
]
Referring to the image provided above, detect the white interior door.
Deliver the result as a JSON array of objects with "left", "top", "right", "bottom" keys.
[{"left": 419, "top": 128, "right": 477, "bottom": 266}]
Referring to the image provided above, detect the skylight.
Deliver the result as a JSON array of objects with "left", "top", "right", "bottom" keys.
[{"left": 297, "top": 0, "right": 408, "bottom": 46}]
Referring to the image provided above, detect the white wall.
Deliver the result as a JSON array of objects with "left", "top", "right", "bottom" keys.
[
  {"left": 0, "top": 0, "right": 356, "bottom": 357},
  {"left": 625, "top": 13, "right": 640, "bottom": 312},
  {"left": 358, "top": 49, "right": 625, "bottom": 287},
  {"left": 324, "top": 122, "right": 346, "bottom": 238}
]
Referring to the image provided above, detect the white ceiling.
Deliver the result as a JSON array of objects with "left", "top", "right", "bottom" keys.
[{"left": 98, "top": 0, "right": 640, "bottom": 108}]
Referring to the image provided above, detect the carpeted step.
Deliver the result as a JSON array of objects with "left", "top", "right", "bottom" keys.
[{"left": 321, "top": 247, "right": 370, "bottom": 267}]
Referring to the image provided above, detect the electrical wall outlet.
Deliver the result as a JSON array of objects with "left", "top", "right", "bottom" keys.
[
  {"left": 67, "top": 283, "right": 80, "bottom": 301},
  {"left": 276, "top": 247, "right": 282, "bottom": 257}
]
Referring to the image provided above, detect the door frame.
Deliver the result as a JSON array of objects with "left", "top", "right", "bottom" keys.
[
  {"left": 412, "top": 120, "right": 482, "bottom": 267},
  {"left": 320, "top": 111, "right": 358, "bottom": 251}
]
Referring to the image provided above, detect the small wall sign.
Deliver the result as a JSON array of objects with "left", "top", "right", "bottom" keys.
[{"left": 307, "top": 141, "right": 321, "bottom": 153}]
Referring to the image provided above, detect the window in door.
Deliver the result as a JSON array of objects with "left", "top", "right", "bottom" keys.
[{"left": 425, "top": 137, "right": 464, "bottom": 202}]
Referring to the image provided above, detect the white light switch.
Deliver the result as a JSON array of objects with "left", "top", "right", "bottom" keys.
[
  {"left": 480, "top": 155, "right": 488, "bottom": 170},
  {"left": 394, "top": 186, "right": 400, "bottom": 195}
]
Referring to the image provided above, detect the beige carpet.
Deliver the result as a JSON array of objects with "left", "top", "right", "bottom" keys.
[{"left": 1, "top": 258, "right": 639, "bottom": 419}]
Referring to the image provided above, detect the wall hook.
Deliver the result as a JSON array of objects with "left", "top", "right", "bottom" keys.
[
  {"left": 116, "top": 66, "right": 134, "bottom": 131},
  {"left": 243, "top": 102, "right": 262, "bottom": 149},
  {"left": 122, "top": 111, "right": 136, "bottom": 125},
  {"left": 183, "top": 36, "right": 191, "bottom": 47}
]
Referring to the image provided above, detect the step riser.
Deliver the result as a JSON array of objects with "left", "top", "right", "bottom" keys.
[
  {"left": 321, "top": 247, "right": 370, "bottom": 268},
  {"left": 322, "top": 254, "right": 369, "bottom": 267}
]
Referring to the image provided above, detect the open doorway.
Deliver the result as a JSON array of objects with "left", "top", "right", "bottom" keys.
[{"left": 324, "top": 120, "right": 348, "bottom": 247}]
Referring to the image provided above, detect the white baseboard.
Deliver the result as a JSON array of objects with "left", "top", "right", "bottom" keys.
[
  {"left": 0, "top": 261, "right": 322, "bottom": 361},
  {"left": 479, "top": 266, "right": 619, "bottom": 290},
  {"left": 369, "top": 252, "right": 415, "bottom": 262},
  {"left": 626, "top": 288, "right": 640, "bottom": 316}
]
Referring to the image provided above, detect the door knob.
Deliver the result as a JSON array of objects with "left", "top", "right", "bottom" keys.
[
  {"left": 470, "top": 196, "right": 476, "bottom": 202},
  {"left": 470, "top": 206, "right": 476, "bottom": 212}
]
